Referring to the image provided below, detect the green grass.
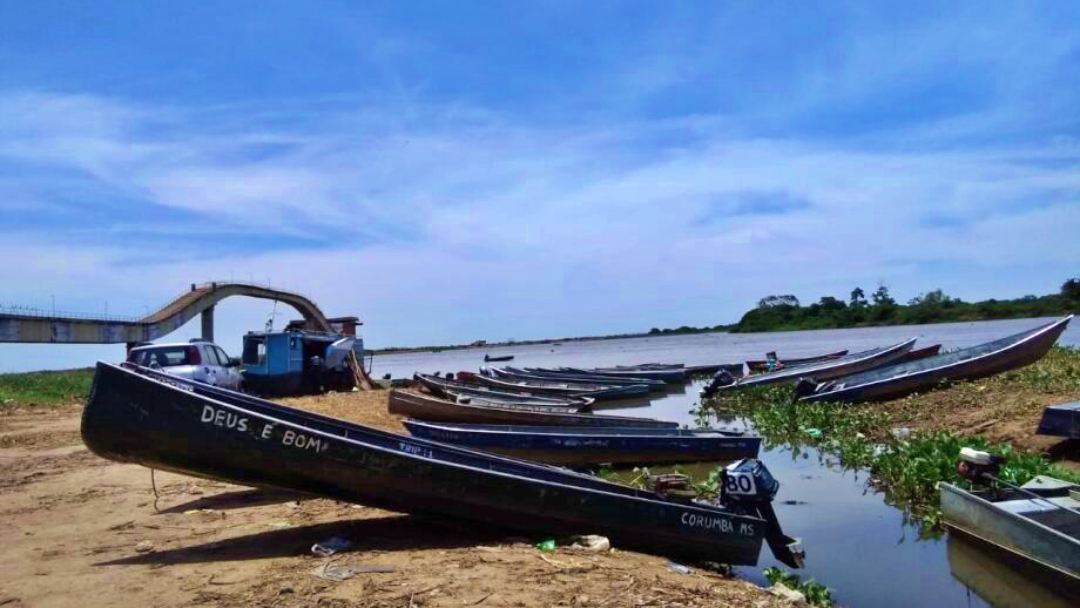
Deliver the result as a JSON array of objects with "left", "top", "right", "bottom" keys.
[
  {"left": 699, "top": 381, "right": 1080, "bottom": 532},
  {"left": 0, "top": 368, "right": 94, "bottom": 408}
]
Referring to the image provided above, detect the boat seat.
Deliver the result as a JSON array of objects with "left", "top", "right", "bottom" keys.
[{"left": 996, "top": 496, "right": 1080, "bottom": 539}]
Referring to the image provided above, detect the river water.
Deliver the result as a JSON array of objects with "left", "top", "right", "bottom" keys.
[{"left": 371, "top": 317, "right": 1078, "bottom": 608}]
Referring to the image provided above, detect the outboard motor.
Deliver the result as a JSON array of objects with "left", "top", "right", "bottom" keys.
[
  {"left": 700, "top": 369, "right": 736, "bottom": 398},
  {"left": 957, "top": 447, "right": 1003, "bottom": 482},
  {"left": 794, "top": 377, "right": 820, "bottom": 398},
  {"left": 720, "top": 459, "right": 804, "bottom": 569}
]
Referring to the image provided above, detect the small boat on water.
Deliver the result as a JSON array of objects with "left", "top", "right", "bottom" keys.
[
  {"left": 800, "top": 317, "right": 1072, "bottom": 403},
  {"left": 414, "top": 373, "right": 593, "bottom": 409},
  {"left": 389, "top": 389, "right": 679, "bottom": 428},
  {"left": 496, "top": 367, "right": 668, "bottom": 391},
  {"left": 82, "top": 363, "right": 802, "bottom": 567},
  {"left": 484, "top": 354, "right": 515, "bottom": 362},
  {"left": 1037, "top": 401, "right": 1080, "bottom": 439},
  {"left": 463, "top": 371, "right": 651, "bottom": 401},
  {"left": 702, "top": 339, "right": 917, "bottom": 397},
  {"left": 746, "top": 350, "right": 848, "bottom": 372},
  {"left": 403, "top": 420, "right": 762, "bottom": 465},
  {"left": 940, "top": 447, "right": 1080, "bottom": 597}
]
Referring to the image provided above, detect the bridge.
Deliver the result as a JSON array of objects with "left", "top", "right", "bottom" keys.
[{"left": 0, "top": 282, "right": 336, "bottom": 346}]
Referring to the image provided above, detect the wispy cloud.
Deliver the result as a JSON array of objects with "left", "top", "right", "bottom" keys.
[{"left": 0, "top": 2, "right": 1078, "bottom": 371}]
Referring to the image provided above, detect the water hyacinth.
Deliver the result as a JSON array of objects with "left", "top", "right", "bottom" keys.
[{"left": 698, "top": 380, "right": 1080, "bottom": 529}]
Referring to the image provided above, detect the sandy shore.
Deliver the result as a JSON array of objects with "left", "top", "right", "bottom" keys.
[{"left": 0, "top": 394, "right": 790, "bottom": 608}]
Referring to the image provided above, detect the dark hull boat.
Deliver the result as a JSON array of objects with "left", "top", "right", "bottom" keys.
[
  {"left": 1038, "top": 401, "right": 1080, "bottom": 439},
  {"left": 496, "top": 367, "right": 667, "bottom": 391},
  {"left": 553, "top": 367, "right": 687, "bottom": 383},
  {"left": 746, "top": 350, "right": 848, "bottom": 372},
  {"left": 484, "top": 354, "right": 515, "bottom": 362},
  {"left": 389, "top": 390, "right": 678, "bottom": 428},
  {"left": 462, "top": 371, "right": 650, "bottom": 401},
  {"left": 82, "top": 363, "right": 801, "bottom": 567},
  {"left": 704, "top": 339, "right": 917, "bottom": 396},
  {"left": 897, "top": 344, "right": 942, "bottom": 363},
  {"left": 800, "top": 317, "right": 1072, "bottom": 403},
  {"left": 403, "top": 421, "right": 762, "bottom": 466},
  {"left": 414, "top": 373, "right": 592, "bottom": 408}
]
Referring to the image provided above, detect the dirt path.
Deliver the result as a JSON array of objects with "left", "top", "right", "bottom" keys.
[{"left": 0, "top": 397, "right": 789, "bottom": 608}]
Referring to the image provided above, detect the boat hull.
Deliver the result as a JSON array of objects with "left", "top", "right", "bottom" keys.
[
  {"left": 1037, "top": 401, "right": 1080, "bottom": 439},
  {"left": 81, "top": 363, "right": 768, "bottom": 565},
  {"left": 711, "top": 339, "right": 917, "bottom": 394},
  {"left": 389, "top": 390, "right": 678, "bottom": 428},
  {"left": 802, "top": 317, "right": 1071, "bottom": 403},
  {"left": 468, "top": 372, "right": 651, "bottom": 400},
  {"left": 403, "top": 421, "right": 761, "bottom": 465},
  {"left": 940, "top": 482, "right": 1080, "bottom": 590}
]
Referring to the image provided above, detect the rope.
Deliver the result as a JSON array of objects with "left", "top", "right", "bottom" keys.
[{"left": 151, "top": 468, "right": 161, "bottom": 513}]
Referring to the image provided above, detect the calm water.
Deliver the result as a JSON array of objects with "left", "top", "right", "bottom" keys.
[{"left": 371, "top": 317, "right": 1078, "bottom": 608}]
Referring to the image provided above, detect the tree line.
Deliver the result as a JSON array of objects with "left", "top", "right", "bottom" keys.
[{"left": 732, "top": 278, "right": 1080, "bottom": 333}]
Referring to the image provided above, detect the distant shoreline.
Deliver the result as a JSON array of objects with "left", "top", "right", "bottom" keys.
[{"left": 370, "top": 312, "right": 1076, "bottom": 356}]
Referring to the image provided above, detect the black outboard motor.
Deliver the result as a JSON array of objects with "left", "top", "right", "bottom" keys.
[
  {"left": 700, "top": 369, "right": 736, "bottom": 398},
  {"left": 720, "top": 459, "right": 804, "bottom": 569}
]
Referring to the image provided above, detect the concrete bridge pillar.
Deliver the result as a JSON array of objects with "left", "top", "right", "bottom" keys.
[{"left": 201, "top": 305, "right": 215, "bottom": 342}]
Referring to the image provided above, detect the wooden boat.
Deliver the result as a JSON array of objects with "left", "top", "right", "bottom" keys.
[
  {"left": 403, "top": 421, "right": 762, "bottom": 465},
  {"left": 414, "top": 373, "right": 593, "bottom": 408},
  {"left": 82, "top": 363, "right": 801, "bottom": 567},
  {"left": 484, "top": 354, "right": 515, "bottom": 362},
  {"left": 496, "top": 367, "right": 667, "bottom": 391},
  {"left": 940, "top": 476, "right": 1080, "bottom": 596},
  {"left": 389, "top": 389, "right": 679, "bottom": 428},
  {"left": 1037, "top": 401, "right": 1080, "bottom": 439},
  {"left": 462, "top": 371, "right": 651, "bottom": 401},
  {"left": 898, "top": 343, "right": 942, "bottom": 363},
  {"left": 800, "top": 317, "right": 1072, "bottom": 403},
  {"left": 553, "top": 366, "right": 687, "bottom": 383},
  {"left": 704, "top": 339, "right": 917, "bottom": 396},
  {"left": 746, "top": 350, "right": 848, "bottom": 372}
]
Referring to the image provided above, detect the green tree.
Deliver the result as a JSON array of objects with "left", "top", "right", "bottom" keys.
[
  {"left": 871, "top": 283, "right": 895, "bottom": 306},
  {"left": 1062, "top": 278, "right": 1080, "bottom": 301},
  {"left": 849, "top": 287, "right": 867, "bottom": 308}
]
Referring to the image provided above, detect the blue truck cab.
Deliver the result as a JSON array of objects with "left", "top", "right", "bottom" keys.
[{"left": 241, "top": 319, "right": 364, "bottom": 396}]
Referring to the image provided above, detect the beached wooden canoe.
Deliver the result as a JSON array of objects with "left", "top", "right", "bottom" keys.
[
  {"left": 554, "top": 366, "right": 688, "bottom": 383},
  {"left": 389, "top": 389, "right": 678, "bottom": 428},
  {"left": 897, "top": 344, "right": 942, "bottom": 363},
  {"left": 703, "top": 339, "right": 917, "bottom": 396},
  {"left": 403, "top": 421, "right": 761, "bottom": 465},
  {"left": 414, "top": 373, "right": 593, "bottom": 408},
  {"left": 463, "top": 371, "right": 651, "bottom": 401},
  {"left": 800, "top": 316, "right": 1072, "bottom": 403},
  {"left": 82, "top": 363, "right": 800, "bottom": 567},
  {"left": 496, "top": 367, "right": 668, "bottom": 391},
  {"left": 746, "top": 350, "right": 848, "bottom": 372}
]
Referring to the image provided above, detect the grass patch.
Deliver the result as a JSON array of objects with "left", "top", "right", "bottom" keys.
[{"left": 0, "top": 368, "right": 94, "bottom": 409}]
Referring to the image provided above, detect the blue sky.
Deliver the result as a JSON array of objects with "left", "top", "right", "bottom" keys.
[{"left": 1, "top": 2, "right": 1079, "bottom": 371}]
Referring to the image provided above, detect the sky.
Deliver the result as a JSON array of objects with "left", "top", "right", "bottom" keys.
[{"left": 1, "top": 1, "right": 1079, "bottom": 371}]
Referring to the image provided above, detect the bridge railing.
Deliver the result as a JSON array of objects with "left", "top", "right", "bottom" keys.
[{"left": 0, "top": 304, "right": 142, "bottom": 323}]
